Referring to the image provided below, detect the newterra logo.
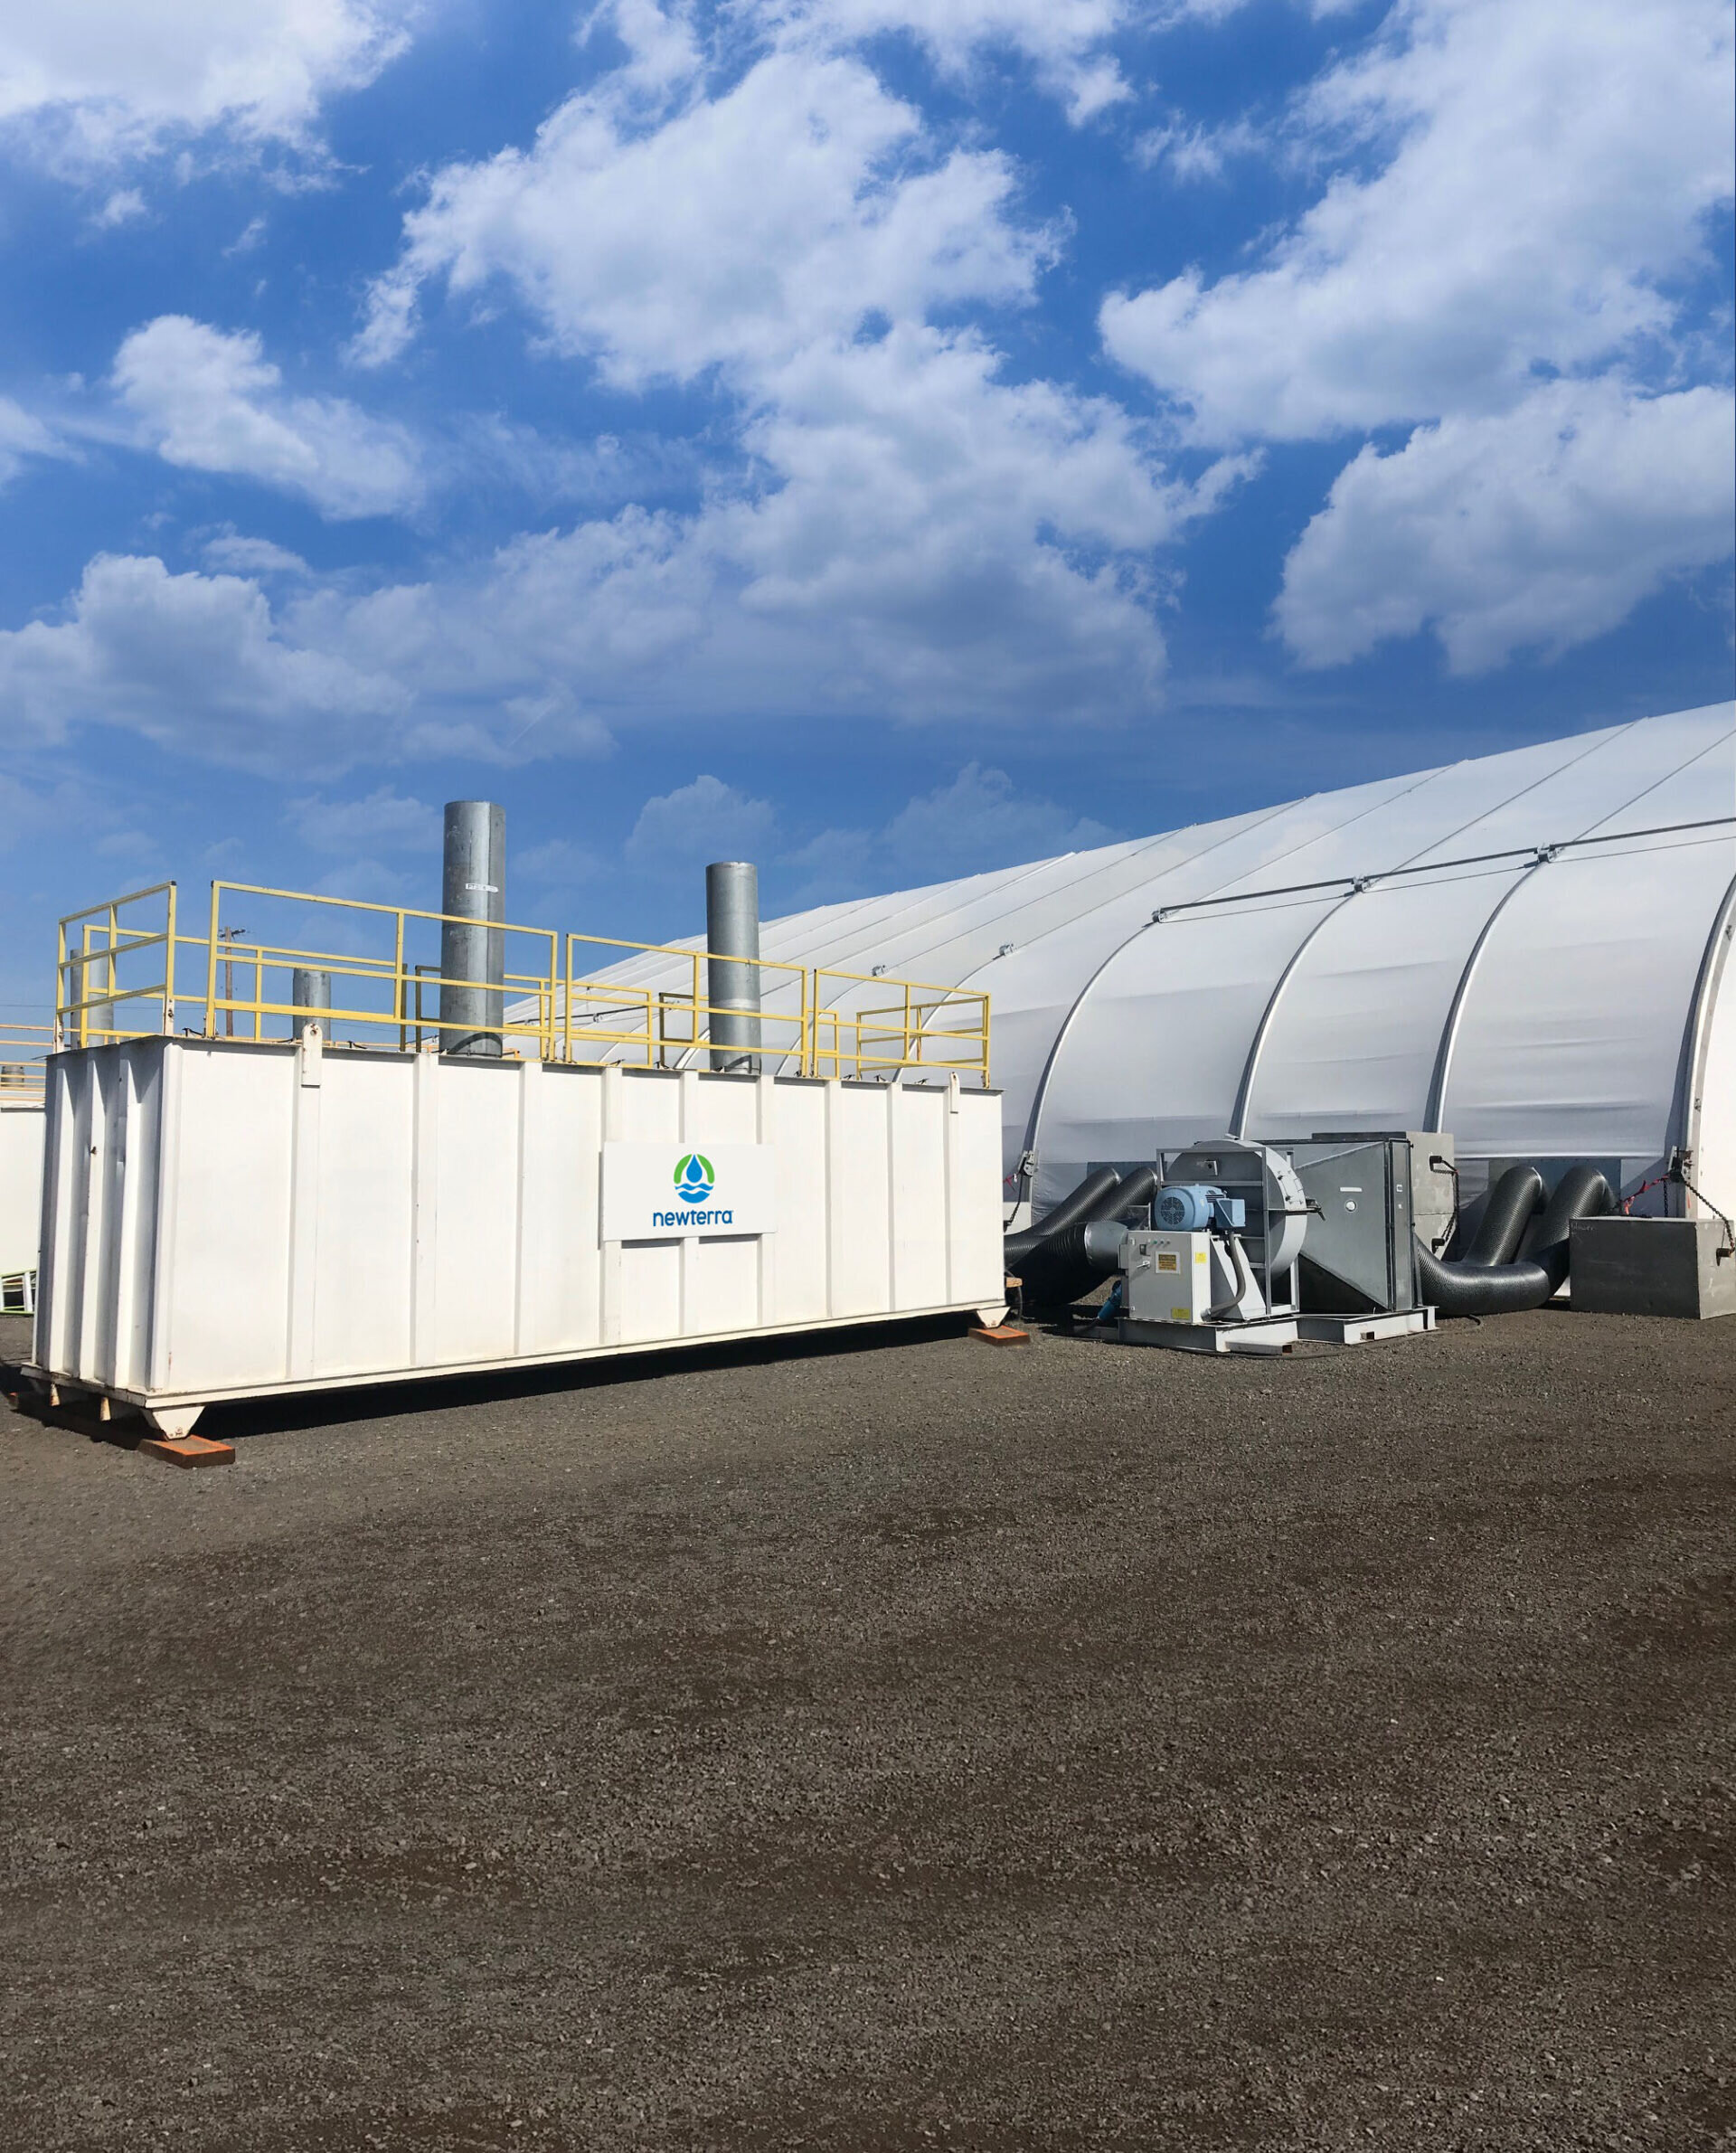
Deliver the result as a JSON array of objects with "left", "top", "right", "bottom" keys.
[{"left": 655, "top": 1150, "right": 733, "bottom": 1230}]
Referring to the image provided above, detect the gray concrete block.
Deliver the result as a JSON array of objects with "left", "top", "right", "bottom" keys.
[{"left": 1569, "top": 1216, "right": 1736, "bottom": 1320}]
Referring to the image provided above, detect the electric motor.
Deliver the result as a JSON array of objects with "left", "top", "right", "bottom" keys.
[{"left": 1155, "top": 1183, "right": 1247, "bottom": 1233}]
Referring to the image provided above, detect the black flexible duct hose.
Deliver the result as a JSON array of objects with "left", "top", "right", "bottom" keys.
[
  {"left": 1025, "top": 1166, "right": 1165, "bottom": 1293},
  {"left": 1417, "top": 1242, "right": 1555, "bottom": 1317},
  {"left": 1464, "top": 1163, "right": 1545, "bottom": 1265},
  {"left": 1416, "top": 1162, "right": 1615, "bottom": 1317},
  {"left": 1007, "top": 1166, "right": 1163, "bottom": 1308},
  {"left": 1005, "top": 1166, "right": 1121, "bottom": 1268},
  {"left": 1108, "top": 1164, "right": 1162, "bottom": 1225}
]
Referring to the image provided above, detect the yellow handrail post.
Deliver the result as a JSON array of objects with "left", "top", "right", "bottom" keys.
[
  {"left": 79, "top": 925, "right": 94, "bottom": 1048},
  {"left": 105, "top": 903, "right": 118, "bottom": 1045},
  {"left": 393, "top": 908, "right": 407, "bottom": 1052},
  {"left": 54, "top": 917, "right": 67, "bottom": 1051},
  {"left": 203, "top": 883, "right": 221, "bottom": 1038},
  {"left": 163, "top": 883, "right": 177, "bottom": 1034},
  {"left": 562, "top": 936, "right": 574, "bottom": 1064}
]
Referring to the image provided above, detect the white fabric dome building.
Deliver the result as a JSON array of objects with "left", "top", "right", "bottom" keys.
[{"left": 580, "top": 704, "right": 1736, "bottom": 1224}]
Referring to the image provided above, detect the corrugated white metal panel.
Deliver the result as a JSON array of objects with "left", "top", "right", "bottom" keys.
[
  {"left": 160, "top": 1047, "right": 295, "bottom": 1391},
  {"left": 1400, "top": 712, "right": 1722, "bottom": 865},
  {"left": 48, "top": 1045, "right": 167, "bottom": 1393},
  {"left": 1577, "top": 709, "right": 1736, "bottom": 836},
  {"left": 967, "top": 770, "right": 1483, "bottom": 1188},
  {"left": 999, "top": 746, "right": 1614, "bottom": 1196},
  {"left": 33, "top": 1038, "right": 1005, "bottom": 1418},
  {"left": 1033, "top": 897, "right": 1341, "bottom": 1202},
  {"left": 1441, "top": 829, "right": 1736, "bottom": 1166},
  {"left": 1386, "top": 721, "right": 1635, "bottom": 864},
  {"left": 312, "top": 1053, "right": 417, "bottom": 1374},
  {"left": 1009, "top": 710, "right": 1733, "bottom": 1205},
  {"left": 1241, "top": 866, "right": 1529, "bottom": 1142},
  {"left": 766, "top": 854, "right": 1081, "bottom": 971},
  {"left": 1224, "top": 716, "right": 1736, "bottom": 1146}
]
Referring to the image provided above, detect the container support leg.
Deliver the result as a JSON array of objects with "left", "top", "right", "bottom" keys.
[{"left": 143, "top": 1403, "right": 205, "bottom": 1440}]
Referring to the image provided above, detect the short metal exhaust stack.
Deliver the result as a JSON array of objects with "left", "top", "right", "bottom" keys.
[
  {"left": 706, "top": 860, "right": 760, "bottom": 1073},
  {"left": 440, "top": 801, "right": 506, "bottom": 1057},
  {"left": 290, "top": 968, "right": 330, "bottom": 1040}
]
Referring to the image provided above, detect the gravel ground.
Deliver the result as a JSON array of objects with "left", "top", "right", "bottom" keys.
[{"left": 2, "top": 1304, "right": 1732, "bottom": 2153}]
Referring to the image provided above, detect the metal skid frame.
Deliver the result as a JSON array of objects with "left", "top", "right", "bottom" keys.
[{"left": 1117, "top": 1306, "right": 1436, "bottom": 1355}]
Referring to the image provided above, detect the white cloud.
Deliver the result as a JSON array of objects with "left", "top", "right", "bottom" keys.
[
  {"left": 224, "top": 215, "right": 269, "bottom": 258},
  {"left": 777, "top": 0, "right": 1136, "bottom": 123},
  {"left": 517, "top": 836, "right": 603, "bottom": 891},
  {"left": 700, "top": 326, "right": 1242, "bottom": 720},
  {"left": 339, "top": 15, "right": 1253, "bottom": 738},
  {"left": 0, "top": 396, "right": 61, "bottom": 486},
  {"left": 0, "top": 345, "right": 1197, "bottom": 772},
  {"left": 787, "top": 761, "right": 1116, "bottom": 901},
  {"left": 91, "top": 185, "right": 146, "bottom": 227},
  {"left": 627, "top": 774, "right": 778, "bottom": 865},
  {"left": 0, "top": 3, "right": 1272, "bottom": 773},
  {"left": 0, "top": 0, "right": 413, "bottom": 169},
  {"left": 1102, "top": 0, "right": 1734, "bottom": 443},
  {"left": 308, "top": 857, "right": 420, "bottom": 905},
  {"left": 93, "top": 826, "right": 163, "bottom": 862},
  {"left": 0, "top": 552, "right": 410, "bottom": 765},
  {"left": 1133, "top": 113, "right": 1262, "bottom": 181},
  {"left": 355, "top": 43, "right": 1053, "bottom": 379},
  {"left": 115, "top": 316, "right": 421, "bottom": 518},
  {"left": 1100, "top": 0, "right": 1734, "bottom": 672},
  {"left": 302, "top": 348, "right": 1201, "bottom": 739},
  {"left": 882, "top": 760, "right": 1114, "bottom": 873},
  {"left": 1277, "top": 380, "right": 1736, "bottom": 673},
  {"left": 286, "top": 785, "right": 441, "bottom": 852},
  {"left": 199, "top": 532, "right": 312, "bottom": 577}
]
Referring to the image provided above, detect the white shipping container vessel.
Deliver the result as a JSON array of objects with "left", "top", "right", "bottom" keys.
[
  {"left": 33, "top": 1034, "right": 1005, "bottom": 1437},
  {"left": 28, "top": 871, "right": 1002, "bottom": 1437}
]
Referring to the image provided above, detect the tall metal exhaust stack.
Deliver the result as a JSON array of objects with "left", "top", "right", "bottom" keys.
[
  {"left": 706, "top": 860, "right": 760, "bottom": 1073},
  {"left": 440, "top": 801, "right": 506, "bottom": 1058}
]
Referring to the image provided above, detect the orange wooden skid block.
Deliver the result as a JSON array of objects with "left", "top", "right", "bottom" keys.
[
  {"left": 969, "top": 1324, "right": 1030, "bottom": 1346},
  {"left": 138, "top": 1433, "right": 235, "bottom": 1468}
]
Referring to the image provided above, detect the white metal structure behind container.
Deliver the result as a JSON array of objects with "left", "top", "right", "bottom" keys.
[
  {"left": 0, "top": 1099, "right": 42, "bottom": 1309},
  {"left": 33, "top": 1037, "right": 1005, "bottom": 1437},
  {"left": 551, "top": 706, "right": 1733, "bottom": 1223}
]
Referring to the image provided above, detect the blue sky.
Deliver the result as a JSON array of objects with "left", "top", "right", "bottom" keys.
[{"left": 1, "top": 0, "right": 1731, "bottom": 1020}]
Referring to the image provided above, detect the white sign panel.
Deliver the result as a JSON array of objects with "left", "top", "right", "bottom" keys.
[{"left": 600, "top": 1142, "right": 778, "bottom": 1241}]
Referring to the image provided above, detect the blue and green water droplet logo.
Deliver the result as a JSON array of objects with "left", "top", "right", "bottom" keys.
[{"left": 675, "top": 1152, "right": 715, "bottom": 1205}]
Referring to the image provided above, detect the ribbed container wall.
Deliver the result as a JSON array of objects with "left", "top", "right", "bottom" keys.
[{"left": 33, "top": 1038, "right": 1004, "bottom": 1410}]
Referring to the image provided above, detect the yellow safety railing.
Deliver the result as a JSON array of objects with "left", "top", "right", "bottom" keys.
[
  {"left": 56, "top": 883, "right": 181, "bottom": 1050},
  {"left": 52, "top": 879, "right": 991, "bottom": 1086},
  {"left": 811, "top": 970, "right": 991, "bottom": 1083},
  {"left": 0, "top": 1024, "right": 52, "bottom": 1106}
]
